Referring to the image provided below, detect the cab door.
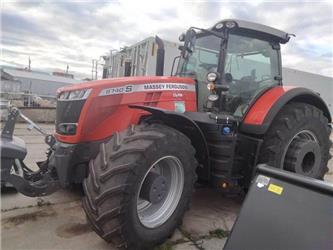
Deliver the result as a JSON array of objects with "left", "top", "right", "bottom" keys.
[{"left": 223, "top": 33, "right": 281, "bottom": 118}]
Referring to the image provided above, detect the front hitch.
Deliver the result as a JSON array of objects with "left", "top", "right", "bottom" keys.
[{"left": 1, "top": 107, "right": 60, "bottom": 197}]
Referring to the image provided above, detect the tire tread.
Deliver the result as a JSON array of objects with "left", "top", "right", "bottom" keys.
[
  {"left": 82, "top": 123, "right": 197, "bottom": 249},
  {"left": 259, "top": 102, "right": 331, "bottom": 179}
]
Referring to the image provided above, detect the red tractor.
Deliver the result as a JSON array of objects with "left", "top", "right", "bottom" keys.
[{"left": 1, "top": 19, "right": 332, "bottom": 249}]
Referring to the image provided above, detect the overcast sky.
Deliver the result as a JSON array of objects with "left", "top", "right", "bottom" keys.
[{"left": 1, "top": 1, "right": 332, "bottom": 79}]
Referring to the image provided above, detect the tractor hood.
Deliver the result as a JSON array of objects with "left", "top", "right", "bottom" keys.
[
  {"left": 57, "top": 76, "right": 195, "bottom": 95},
  {"left": 55, "top": 76, "right": 197, "bottom": 143}
]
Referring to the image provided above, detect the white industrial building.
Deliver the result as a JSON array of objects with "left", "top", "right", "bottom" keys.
[
  {"left": 0, "top": 67, "right": 79, "bottom": 97},
  {"left": 282, "top": 68, "right": 332, "bottom": 114}
]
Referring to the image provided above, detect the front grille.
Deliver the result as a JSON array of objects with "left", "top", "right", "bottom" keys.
[{"left": 56, "top": 100, "right": 86, "bottom": 134}]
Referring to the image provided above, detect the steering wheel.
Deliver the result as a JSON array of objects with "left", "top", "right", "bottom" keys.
[
  {"left": 256, "top": 77, "right": 273, "bottom": 84},
  {"left": 198, "top": 63, "right": 217, "bottom": 71},
  {"left": 228, "top": 76, "right": 258, "bottom": 101}
]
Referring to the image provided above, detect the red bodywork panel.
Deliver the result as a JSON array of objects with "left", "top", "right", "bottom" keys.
[
  {"left": 56, "top": 76, "right": 196, "bottom": 144},
  {"left": 243, "top": 86, "right": 295, "bottom": 125},
  {"left": 56, "top": 78, "right": 299, "bottom": 144}
]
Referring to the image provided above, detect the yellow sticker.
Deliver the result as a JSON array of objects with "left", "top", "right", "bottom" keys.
[{"left": 268, "top": 184, "right": 284, "bottom": 195}]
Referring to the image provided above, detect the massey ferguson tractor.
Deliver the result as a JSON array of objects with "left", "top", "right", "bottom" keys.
[{"left": 1, "top": 19, "right": 332, "bottom": 249}]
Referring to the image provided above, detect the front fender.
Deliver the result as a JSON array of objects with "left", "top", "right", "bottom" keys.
[
  {"left": 241, "top": 86, "right": 331, "bottom": 135},
  {"left": 129, "top": 105, "right": 210, "bottom": 180}
]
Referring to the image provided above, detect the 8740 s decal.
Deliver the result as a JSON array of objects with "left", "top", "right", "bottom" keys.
[
  {"left": 100, "top": 85, "right": 133, "bottom": 96},
  {"left": 99, "top": 83, "right": 195, "bottom": 96}
]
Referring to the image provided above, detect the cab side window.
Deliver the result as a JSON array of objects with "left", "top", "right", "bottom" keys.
[{"left": 224, "top": 34, "right": 280, "bottom": 117}]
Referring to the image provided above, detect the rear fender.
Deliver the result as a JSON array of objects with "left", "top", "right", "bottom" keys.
[
  {"left": 130, "top": 105, "right": 210, "bottom": 180},
  {"left": 241, "top": 87, "right": 331, "bottom": 135}
]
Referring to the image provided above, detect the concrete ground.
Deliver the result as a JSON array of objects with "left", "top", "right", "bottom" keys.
[{"left": 1, "top": 123, "right": 333, "bottom": 250}]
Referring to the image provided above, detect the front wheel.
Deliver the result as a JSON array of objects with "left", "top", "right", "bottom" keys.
[
  {"left": 82, "top": 123, "right": 197, "bottom": 249},
  {"left": 259, "top": 102, "right": 332, "bottom": 179}
]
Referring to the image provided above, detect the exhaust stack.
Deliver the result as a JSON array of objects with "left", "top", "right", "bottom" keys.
[{"left": 155, "top": 36, "right": 165, "bottom": 76}]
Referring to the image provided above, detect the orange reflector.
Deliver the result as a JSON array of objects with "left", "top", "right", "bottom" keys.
[{"left": 207, "top": 83, "right": 215, "bottom": 91}]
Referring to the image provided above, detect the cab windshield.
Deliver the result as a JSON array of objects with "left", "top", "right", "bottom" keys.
[{"left": 176, "top": 33, "right": 222, "bottom": 110}]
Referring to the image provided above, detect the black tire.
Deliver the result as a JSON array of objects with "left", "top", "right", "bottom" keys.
[
  {"left": 259, "top": 102, "right": 332, "bottom": 179},
  {"left": 82, "top": 123, "right": 197, "bottom": 249}
]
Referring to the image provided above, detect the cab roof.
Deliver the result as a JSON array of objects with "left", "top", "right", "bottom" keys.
[{"left": 212, "top": 19, "right": 291, "bottom": 44}]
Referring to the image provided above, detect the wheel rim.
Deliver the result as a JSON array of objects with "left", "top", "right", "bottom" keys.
[
  {"left": 282, "top": 130, "right": 318, "bottom": 169},
  {"left": 137, "top": 156, "right": 184, "bottom": 228},
  {"left": 301, "top": 152, "right": 315, "bottom": 173}
]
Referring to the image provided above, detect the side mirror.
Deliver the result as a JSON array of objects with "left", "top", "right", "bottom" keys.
[
  {"left": 179, "top": 33, "right": 185, "bottom": 42},
  {"left": 180, "top": 29, "right": 196, "bottom": 58},
  {"left": 171, "top": 56, "right": 181, "bottom": 76}
]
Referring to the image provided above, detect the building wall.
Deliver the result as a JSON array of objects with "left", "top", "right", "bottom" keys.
[
  {"left": 1, "top": 79, "right": 21, "bottom": 92},
  {"left": 1, "top": 68, "right": 80, "bottom": 97},
  {"left": 18, "top": 107, "right": 56, "bottom": 123},
  {"left": 16, "top": 77, "right": 73, "bottom": 96},
  {"left": 282, "top": 68, "right": 333, "bottom": 115}
]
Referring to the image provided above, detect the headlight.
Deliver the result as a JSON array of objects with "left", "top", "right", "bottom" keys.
[
  {"left": 69, "top": 90, "right": 82, "bottom": 99},
  {"left": 208, "top": 94, "right": 219, "bottom": 102},
  {"left": 58, "top": 123, "right": 77, "bottom": 135},
  {"left": 58, "top": 92, "right": 69, "bottom": 100},
  {"left": 207, "top": 72, "right": 218, "bottom": 82},
  {"left": 225, "top": 21, "right": 236, "bottom": 29},
  {"left": 215, "top": 22, "right": 224, "bottom": 30},
  {"left": 58, "top": 89, "right": 91, "bottom": 100}
]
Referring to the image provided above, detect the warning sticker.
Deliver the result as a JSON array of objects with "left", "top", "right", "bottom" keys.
[
  {"left": 174, "top": 101, "right": 185, "bottom": 113},
  {"left": 256, "top": 175, "right": 270, "bottom": 188},
  {"left": 268, "top": 183, "right": 284, "bottom": 195}
]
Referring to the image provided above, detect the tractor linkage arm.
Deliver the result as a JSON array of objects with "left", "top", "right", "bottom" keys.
[{"left": 1, "top": 107, "right": 59, "bottom": 197}]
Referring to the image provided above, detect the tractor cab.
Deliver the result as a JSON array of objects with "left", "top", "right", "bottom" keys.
[{"left": 176, "top": 19, "right": 290, "bottom": 118}]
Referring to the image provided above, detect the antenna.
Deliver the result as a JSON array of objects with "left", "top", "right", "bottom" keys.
[
  {"left": 28, "top": 56, "right": 31, "bottom": 71},
  {"left": 95, "top": 60, "right": 98, "bottom": 80},
  {"left": 91, "top": 60, "right": 95, "bottom": 80}
]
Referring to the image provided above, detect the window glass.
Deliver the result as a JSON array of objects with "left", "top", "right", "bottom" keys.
[
  {"left": 177, "top": 34, "right": 221, "bottom": 110},
  {"left": 224, "top": 34, "right": 280, "bottom": 117},
  {"left": 180, "top": 34, "right": 220, "bottom": 82}
]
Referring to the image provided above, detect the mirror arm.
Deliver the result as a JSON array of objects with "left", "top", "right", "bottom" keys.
[{"left": 171, "top": 56, "right": 180, "bottom": 76}]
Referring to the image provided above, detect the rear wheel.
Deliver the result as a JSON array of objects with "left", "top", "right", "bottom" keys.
[
  {"left": 82, "top": 123, "right": 197, "bottom": 249},
  {"left": 259, "top": 102, "right": 332, "bottom": 179}
]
